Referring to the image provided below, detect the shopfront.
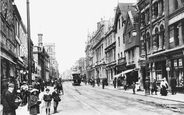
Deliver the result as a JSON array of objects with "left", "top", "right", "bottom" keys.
[{"left": 168, "top": 51, "right": 184, "bottom": 93}]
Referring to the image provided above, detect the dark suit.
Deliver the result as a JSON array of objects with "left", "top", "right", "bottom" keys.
[
  {"left": 170, "top": 78, "right": 177, "bottom": 94},
  {"left": 3, "top": 90, "right": 18, "bottom": 115}
]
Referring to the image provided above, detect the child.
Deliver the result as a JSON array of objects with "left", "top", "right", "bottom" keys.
[
  {"left": 52, "top": 87, "right": 61, "bottom": 113},
  {"left": 43, "top": 88, "right": 52, "bottom": 115},
  {"left": 38, "top": 90, "right": 45, "bottom": 115}
]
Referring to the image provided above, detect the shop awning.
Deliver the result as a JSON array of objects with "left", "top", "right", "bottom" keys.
[
  {"left": 0, "top": 52, "right": 16, "bottom": 64},
  {"left": 114, "top": 73, "right": 122, "bottom": 78},
  {"left": 122, "top": 69, "right": 134, "bottom": 75}
]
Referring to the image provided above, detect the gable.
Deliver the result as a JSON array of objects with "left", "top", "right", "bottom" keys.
[{"left": 124, "top": 12, "right": 133, "bottom": 35}]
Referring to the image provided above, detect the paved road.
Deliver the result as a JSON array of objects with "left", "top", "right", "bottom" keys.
[{"left": 52, "top": 82, "right": 183, "bottom": 115}]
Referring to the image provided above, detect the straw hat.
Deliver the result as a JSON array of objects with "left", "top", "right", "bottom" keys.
[{"left": 30, "top": 88, "right": 39, "bottom": 93}]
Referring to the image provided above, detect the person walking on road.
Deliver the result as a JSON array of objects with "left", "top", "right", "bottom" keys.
[
  {"left": 2, "top": 83, "right": 19, "bottom": 115},
  {"left": 113, "top": 77, "right": 117, "bottom": 88},
  {"left": 170, "top": 76, "right": 177, "bottom": 95},
  {"left": 52, "top": 87, "right": 61, "bottom": 113},
  {"left": 43, "top": 88, "right": 52, "bottom": 115}
]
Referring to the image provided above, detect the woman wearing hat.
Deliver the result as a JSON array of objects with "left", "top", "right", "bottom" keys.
[{"left": 28, "top": 89, "right": 40, "bottom": 115}]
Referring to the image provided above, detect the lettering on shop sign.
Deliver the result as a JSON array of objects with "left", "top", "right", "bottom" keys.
[{"left": 171, "top": 54, "right": 183, "bottom": 58}]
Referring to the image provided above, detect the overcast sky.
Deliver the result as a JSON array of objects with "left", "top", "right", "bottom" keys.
[{"left": 15, "top": 0, "right": 137, "bottom": 73}]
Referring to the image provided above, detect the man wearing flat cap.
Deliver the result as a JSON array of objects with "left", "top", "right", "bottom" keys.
[{"left": 2, "top": 83, "right": 19, "bottom": 115}]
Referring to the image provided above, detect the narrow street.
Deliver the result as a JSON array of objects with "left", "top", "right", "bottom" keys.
[{"left": 53, "top": 82, "right": 183, "bottom": 115}]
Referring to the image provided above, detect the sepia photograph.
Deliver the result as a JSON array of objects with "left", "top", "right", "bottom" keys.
[{"left": 0, "top": 0, "right": 184, "bottom": 115}]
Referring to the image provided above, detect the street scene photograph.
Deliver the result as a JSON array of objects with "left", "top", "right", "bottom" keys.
[{"left": 1, "top": 0, "right": 184, "bottom": 115}]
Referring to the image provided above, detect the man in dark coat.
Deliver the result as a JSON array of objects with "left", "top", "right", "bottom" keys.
[
  {"left": 170, "top": 77, "right": 177, "bottom": 95},
  {"left": 3, "top": 83, "right": 19, "bottom": 115}
]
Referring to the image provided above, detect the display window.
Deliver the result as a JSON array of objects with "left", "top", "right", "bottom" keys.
[{"left": 173, "top": 58, "right": 184, "bottom": 87}]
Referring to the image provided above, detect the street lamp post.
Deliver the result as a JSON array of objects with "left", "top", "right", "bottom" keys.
[{"left": 27, "top": 0, "right": 32, "bottom": 85}]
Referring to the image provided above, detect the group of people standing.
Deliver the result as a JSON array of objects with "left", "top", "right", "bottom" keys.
[
  {"left": 151, "top": 77, "right": 177, "bottom": 96},
  {"left": 1, "top": 79, "right": 64, "bottom": 115}
]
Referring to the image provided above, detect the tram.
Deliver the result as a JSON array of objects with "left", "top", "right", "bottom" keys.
[{"left": 72, "top": 71, "right": 81, "bottom": 86}]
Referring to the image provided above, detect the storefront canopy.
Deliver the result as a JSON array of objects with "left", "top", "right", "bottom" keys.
[
  {"left": 114, "top": 73, "right": 122, "bottom": 78},
  {"left": 122, "top": 69, "right": 134, "bottom": 75}
]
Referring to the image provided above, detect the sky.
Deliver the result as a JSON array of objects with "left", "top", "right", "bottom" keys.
[{"left": 15, "top": 0, "right": 137, "bottom": 73}]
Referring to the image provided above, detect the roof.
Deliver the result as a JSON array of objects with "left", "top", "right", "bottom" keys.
[
  {"left": 114, "top": 3, "right": 134, "bottom": 31},
  {"left": 118, "top": 3, "right": 134, "bottom": 19}
]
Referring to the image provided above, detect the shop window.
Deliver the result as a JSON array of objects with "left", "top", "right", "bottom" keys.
[
  {"left": 173, "top": 59, "right": 184, "bottom": 87},
  {"left": 156, "top": 63, "right": 162, "bottom": 81}
]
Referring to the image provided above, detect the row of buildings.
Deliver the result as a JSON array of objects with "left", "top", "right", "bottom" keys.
[
  {"left": 0, "top": 0, "right": 59, "bottom": 93},
  {"left": 83, "top": 0, "right": 184, "bottom": 93}
]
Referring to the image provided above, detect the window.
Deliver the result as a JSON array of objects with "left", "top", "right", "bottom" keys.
[
  {"left": 128, "top": 51, "right": 130, "bottom": 63},
  {"left": 160, "top": 25, "right": 165, "bottom": 48},
  {"left": 119, "top": 19, "right": 120, "bottom": 30},
  {"left": 147, "top": 32, "right": 151, "bottom": 50},
  {"left": 155, "top": 28, "right": 159, "bottom": 49},
  {"left": 175, "top": 0, "right": 179, "bottom": 10},
  {"left": 118, "top": 53, "right": 120, "bottom": 59},
  {"left": 174, "top": 24, "right": 179, "bottom": 46},
  {"left": 154, "top": 2, "right": 158, "bottom": 17},
  {"left": 121, "top": 52, "right": 122, "bottom": 58},
  {"left": 118, "top": 37, "right": 120, "bottom": 46},
  {"left": 128, "top": 32, "right": 131, "bottom": 43}
]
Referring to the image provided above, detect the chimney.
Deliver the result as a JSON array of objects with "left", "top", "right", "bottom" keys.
[{"left": 38, "top": 33, "right": 43, "bottom": 47}]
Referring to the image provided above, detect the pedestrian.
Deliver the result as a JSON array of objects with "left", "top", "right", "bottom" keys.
[
  {"left": 20, "top": 81, "right": 29, "bottom": 106},
  {"left": 58, "top": 82, "right": 64, "bottom": 94},
  {"left": 43, "top": 88, "right": 52, "bottom": 115},
  {"left": 151, "top": 79, "right": 158, "bottom": 95},
  {"left": 113, "top": 77, "right": 117, "bottom": 88},
  {"left": 52, "top": 87, "right": 61, "bottom": 113},
  {"left": 96, "top": 77, "right": 100, "bottom": 87},
  {"left": 28, "top": 89, "right": 40, "bottom": 115},
  {"left": 132, "top": 82, "right": 136, "bottom": 94},
  {"left": 2, "top": 83, "right": 19, "bottom": 115},
  {"left": 170, "top": 76, "right": 177, "bottom": 95},
  {"left": 160, "top": 77, "right": 169, "bottom": 96},
  {"left": 117, "top": 78, "right": 121, "bottom": 88},
  {"left": 38, "top": 89, "right": 45, "bottom": 115}
]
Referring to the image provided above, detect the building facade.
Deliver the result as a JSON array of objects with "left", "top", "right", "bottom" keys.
[
  {"left": 124, "top": 9, "right": 140, "bottom": 86},
  {"left": 92, "top": 20, "right": 109, "bottom": 80},
  {"left": 166, "top": 0, "right": 184, "bottom": 92},
  {"left": 1, "top": 0, "right": 18, "bottom": 93},
  {"left": 104, "top": 19, "right": 116, "bottom": 83},
  {"left": 114, "top": 3, "right": 133, "bottom": 75}
]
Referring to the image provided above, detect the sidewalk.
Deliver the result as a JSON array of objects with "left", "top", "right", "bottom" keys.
[
  {"left": 16, "top": 86, "right": 55, "bottom": 115},
  {"left": 100, "top": 84, "right": 184, "bottom": 103}
]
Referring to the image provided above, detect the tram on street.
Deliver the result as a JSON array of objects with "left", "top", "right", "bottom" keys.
[{"left": 72, "top": 71, "right": 81, "bottom": 86}]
